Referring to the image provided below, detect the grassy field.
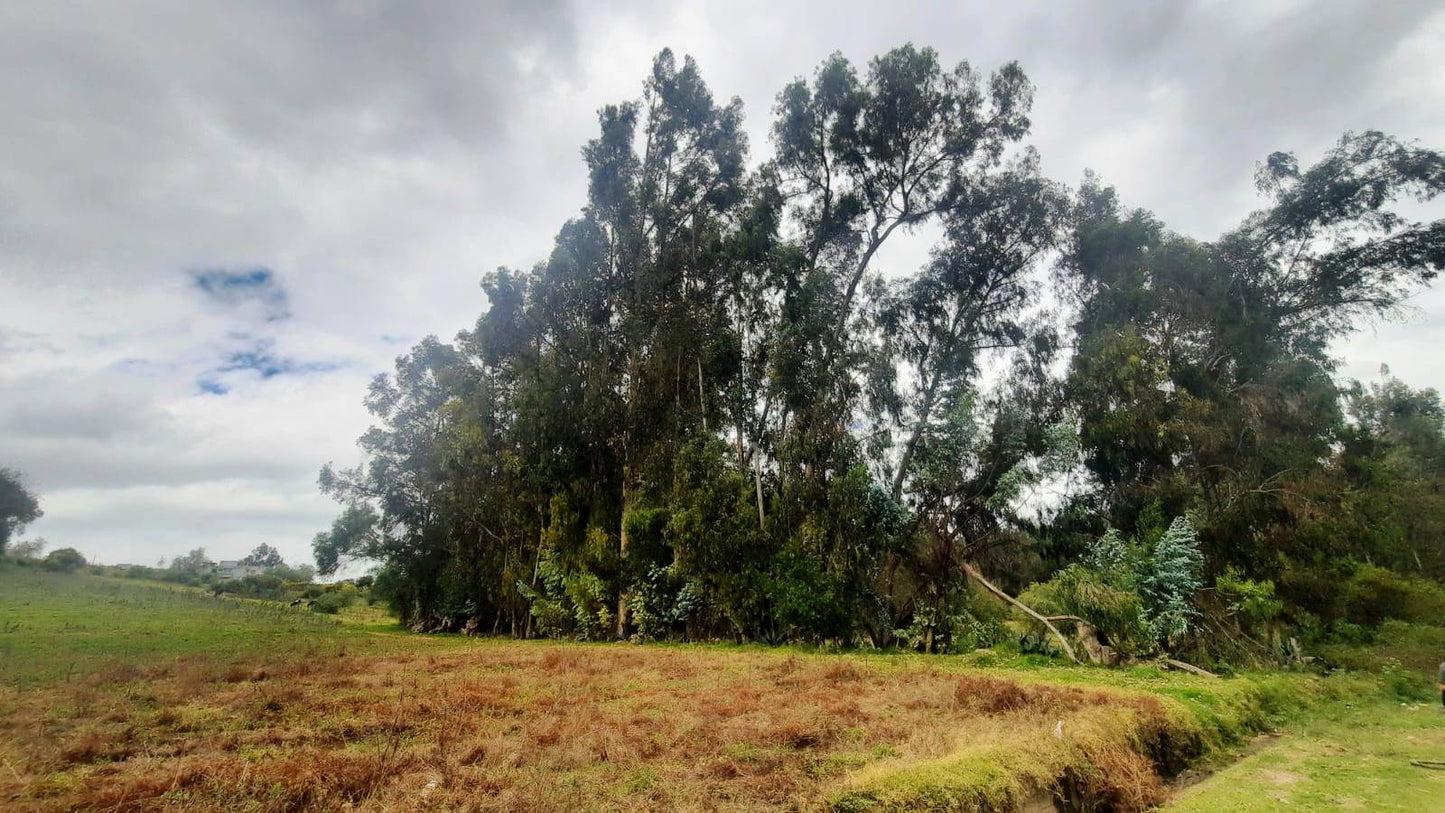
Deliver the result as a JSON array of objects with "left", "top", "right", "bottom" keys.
[
  {"left": 0, "top": 570, "right": 414, "bottom": 689},
  {"left": 0, "top": 568, "right": 1430, "bottom": 811},
  {"left": 1165, "top": 700, "right": 1445, "bottom": 811}
]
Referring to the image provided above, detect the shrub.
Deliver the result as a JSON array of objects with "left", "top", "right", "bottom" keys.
[
  {"left": 7, "top": 538, "right": 46, "bottom": 560},
  {"left": 1343, "top": 564, "right": 1445, "bottom": 628},
  {"left": 212, "top": 578, "right": 245, "bottom": 595},
  {"left": 42, "top": 547, "right": 87, "bottom": 572},
  {"left": 1084, "top": 529, "right": 1129, "bottom": 573},
  {"left": 1214, "top": 568, "right": 1283, "bottom": 628},
  {"left": 1139, "top": 516, "right": 1203, "bottom": 646},
  {"left": 310, "top": 590, "right": 351, "bottom": 614},
  {"left": 1020, "top": 565, "right": 1156, "bottom": 657}
]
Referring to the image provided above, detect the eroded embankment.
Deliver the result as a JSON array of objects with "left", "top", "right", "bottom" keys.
[{"left": 830, "top": 671, "right": 1355, "bottom": 812}]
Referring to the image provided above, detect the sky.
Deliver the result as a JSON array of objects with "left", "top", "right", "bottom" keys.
[{"left": 2, "top": 0, "right": 1443, "bottom": 568}]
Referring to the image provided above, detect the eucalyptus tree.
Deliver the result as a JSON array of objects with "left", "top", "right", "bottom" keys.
[
  {"left": 306, "top": 42, "right": 1445, "bottom": 649},
  {"left": 576, "top": 49, "right": 750, "bottom": 635},
  {"left": 314, "top": 336, "right": 463, "bottom": 623},
  {"left": 883, "top": 150, "right": 1069, "bottom": 501},
  {"left": 1063, "top": 131, "right": 1445, "bottom": 575},
  {"left": 1337, "top": 376, "right": 1445, "bottom": 578},
  {"left": 767, "top": 46, "right": 1036, "bottom": 488}
]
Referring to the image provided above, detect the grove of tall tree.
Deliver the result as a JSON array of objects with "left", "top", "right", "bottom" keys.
[{"left": 314, "top": 46, "right": 1445, "bottom": 658}]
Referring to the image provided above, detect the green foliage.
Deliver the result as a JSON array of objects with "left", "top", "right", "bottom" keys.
[
  {"left": 1214, "top": 567, "right": 1284, "bottom": 628},
  {"left": 1343, "top": 564, "right": 1445, "bottom": 628},
  {"left": 41, "top": 547, "right": 86, "bottom": 572},
  {"left": 0, "top": 467, "right": 42, "bottom": 555},
  {"left": 211, "top": 574, "right": 285, "bottom": 600},
  {"left": 6, "top": 537, "right": 46, "bottom": 560},
  {"left": 893, "top": 580, "right": 1013, "bottom": 654},
  {"left": 167, "top": 548, "right": 211, "bottom": 581},
  {"left": 1021, "top": 564, "right": 1156, "bottom": 657},
  {"left": 309, "top": 585, "right": 357, "bottom": 615},
  {"left": 627, "top": 565, "right": 698, "bottom": 640},
  {"left": 303, "top": 42, "right": 1445, "bottom": 656},
  {"left": 1140, "top": 516, "right": 1204, "bottom": 645},
  {"left": 241, "top": 543, "right": 284, "bottom": 569},
  {"left": 1083, "top": 529, "right": 1128, "bottom": 574}
]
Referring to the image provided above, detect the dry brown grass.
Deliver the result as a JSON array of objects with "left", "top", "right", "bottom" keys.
[{"left": 0, "top": 642, "right": 1199, "bottom": 811}]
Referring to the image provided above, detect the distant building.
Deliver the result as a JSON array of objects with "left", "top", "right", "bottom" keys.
[{"left": 214, "top": 560, "right": 265, "bottom": 579}]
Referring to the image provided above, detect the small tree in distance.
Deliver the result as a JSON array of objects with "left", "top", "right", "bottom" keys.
[
  {"left": 242, "top": 543, "right": 284, "bottom": 569},
  {"left": 168, "top": 548, "right": 211, "bottom": 578},
  {"left": 8, "top": 537, "right": 47, "bottom": 560},
  {"left": 42, "top": 547, "right": 87, "bottom": 572}
]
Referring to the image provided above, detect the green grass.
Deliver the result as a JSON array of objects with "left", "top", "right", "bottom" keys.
[
  {"left": 1166, "top": 700, "right": 1445, "bottom": 811},
  {"left": 0, "top": 568, "right": 430, "bottom": 689},
  {"left": 2, "top": 565, "right": 1437, "bottom": 811}
]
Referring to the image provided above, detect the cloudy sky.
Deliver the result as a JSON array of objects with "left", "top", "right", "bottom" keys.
[{"left": 2, "top": 0, "right": 1442, "bottom": 568}]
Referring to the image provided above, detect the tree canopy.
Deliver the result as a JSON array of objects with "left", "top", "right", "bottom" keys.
[
  {"left": 315, "top": 45, "right": 1445, "bottom": 657},
  {"left": 0, "top": 467, "right": 42, "bottom": 555}
]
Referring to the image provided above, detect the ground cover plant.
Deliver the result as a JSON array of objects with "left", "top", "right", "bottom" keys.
[{"left": 0, "top": 569, "right": 1408, "bottom": 812}]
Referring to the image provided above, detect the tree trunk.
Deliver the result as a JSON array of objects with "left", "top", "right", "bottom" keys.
[
  {"left": 753, "top": 453, "right": 766, "bottom": 527},
  {"left": 1163, "top": 658, "right": 1218, "bottom": 678},
  {"left": 892, "top": 368, "right": 941, "bottom": 501},
  {"left": 961, "top": 561, "right": 1079, "bottom": 663},
  {"left": 697, "top": 355, "right": 707, "bottom": 433},
  {"left": 617, "top": 476, "right": 632, "bottom": 639}
]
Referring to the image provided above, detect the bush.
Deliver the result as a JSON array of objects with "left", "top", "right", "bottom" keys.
[
  {"left": 1083, "top": 529, "right": 1128, "bottom": 573},
  {"left": 7, "top": 538, "right": 46, "bottom": 560},
  {"left": 1343, "top": 564, "right": 1445, "bottom": 628},
  {"left": 212, "top": 578, "right": 245, "bottom": 595},
  {"left": 309, "top": 591, "right": 351, "bottom": 614},
  {"left": 1139, "top": 516, "right": 1203, "bottom": 646},
  {"left": 1214, "top": 568, "right": 1283, "bottom": 628},
  {"left": 41, "top": 548, "right": 87, "bottom": 572},
  {"left": 1020, "top": 565, "right": 1156, "bottom": 657},
  {"left": 896, "top": 581, "right": 1013, "bottom": 654}
]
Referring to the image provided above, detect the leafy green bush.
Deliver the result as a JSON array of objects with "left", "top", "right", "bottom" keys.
[
  {"left": 1343, "top": 564, "right": 1445, "bottom": 628},
  {"left": 41, "top": 548, "right": 87, "bottom": 572},
  {"left": 212, "top": 578, "right": 245, "bottom": 595},
  {"left": 894, "top": 593, "right": 1010, "bottom": 654},
  {"left": 1083, "top": 529, "right": 1129, "bottom": 574},
  {"left": 1140, "top": 516, "right": 1204, "bottom": 646},
  {"left": 627, "top": 564, "right": 698, "bottom": 641},
  {"left": 1214, "top": 568, "right": 1283, "bottom": 627},
  {"left": 1020, "top": 565, "right": 1156, "bottom": 657},
  {"left": 309, "top": 590, "right": 352, "bottom": 614}
]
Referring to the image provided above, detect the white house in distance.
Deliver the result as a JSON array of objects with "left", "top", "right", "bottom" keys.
[{"left": 214, "top": 560, "right": 265, "bottom": 579}]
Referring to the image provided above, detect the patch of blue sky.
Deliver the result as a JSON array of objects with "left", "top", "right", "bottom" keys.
[
  {"left": 197, "top": 337, "right": 349, "bottom": 394},
  {"left": 191, "top": 267, "right": 290, "bottom": 321}
]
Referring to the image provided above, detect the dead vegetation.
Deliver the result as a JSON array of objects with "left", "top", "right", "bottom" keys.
[{"left": 0, "top": 642, "right": 1275, "bottom": 811}]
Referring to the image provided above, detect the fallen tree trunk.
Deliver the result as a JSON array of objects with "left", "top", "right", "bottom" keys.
[
  {"left": 961, "top": 561, "right": 1079, "bottom": 664},
  {"left": 1162, "top": 658, "right": 1219, "bottom": 678},
  {"left": 1047, "top": 616, "right": 1115, "bottom": 665}
]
